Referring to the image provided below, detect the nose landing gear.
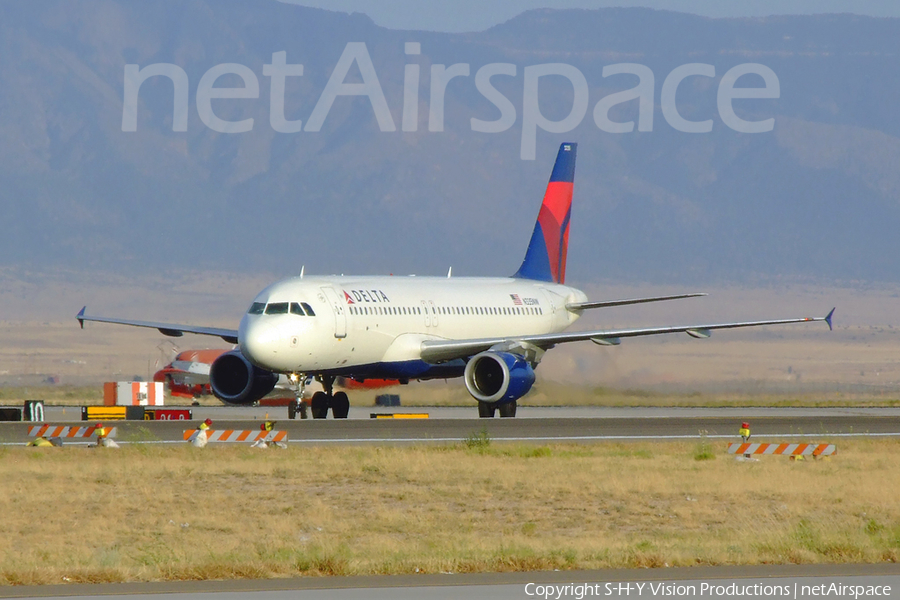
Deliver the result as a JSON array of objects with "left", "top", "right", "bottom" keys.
[
  {"left": 287, "top": 373, "right": 309, "bottom": 420},
  {"left": 288, "top": 400, "right": 308, "bottom": 420}
]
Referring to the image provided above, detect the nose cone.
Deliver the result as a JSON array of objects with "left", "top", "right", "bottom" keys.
[{"left": 239, "top": 314, "right": 283, "bottom": 369}]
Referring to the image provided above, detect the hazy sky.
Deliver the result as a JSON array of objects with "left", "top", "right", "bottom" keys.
[{"left": 283, "top": 0, "right": 899, "bottom": 32}]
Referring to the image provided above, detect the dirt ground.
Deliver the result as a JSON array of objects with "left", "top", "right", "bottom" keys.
[{"left": 1, "top": 268, "right": 897, "bottom": 398}]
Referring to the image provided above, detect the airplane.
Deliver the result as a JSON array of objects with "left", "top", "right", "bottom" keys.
[{"left": 78, "top": 142, "right": 834, "bottom": 419}]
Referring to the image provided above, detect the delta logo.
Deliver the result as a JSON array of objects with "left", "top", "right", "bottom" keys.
[{"left": 344, "top": 289, "right": 391, "bottom": 304}]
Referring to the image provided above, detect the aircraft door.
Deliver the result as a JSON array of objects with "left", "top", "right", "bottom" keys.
[
  {"left": 321, "top": 287, "right": 348, "bottom": 339},
  {"left": 428, "top": 300, "right": 439, "bottom": 327},
  {"left": 421, "top": 301, "right": 431, "bottom": 327}
]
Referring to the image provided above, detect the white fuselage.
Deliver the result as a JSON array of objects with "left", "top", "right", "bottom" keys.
[{"left": 238, "top": 276, "right": 587, "bottom": 378}]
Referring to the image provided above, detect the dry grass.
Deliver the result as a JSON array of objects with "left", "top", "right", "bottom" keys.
[{"left": 0, "top": 439, "right": 898, "bottom": 585}]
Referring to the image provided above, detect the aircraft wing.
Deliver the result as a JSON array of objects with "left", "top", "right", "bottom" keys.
[
  {"left": 419, "top": 308, "right": 835, "bottom": 364},
  {"left": 77, "top": 307, "right": 239, "bottom": 344}
]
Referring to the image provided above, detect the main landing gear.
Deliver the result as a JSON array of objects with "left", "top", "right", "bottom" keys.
[
  {"left": 310, "top": 376, "right": 350, "bottom": 419},
  {"left": 477, "top": 400, "right": 517, "bottom": 418}
]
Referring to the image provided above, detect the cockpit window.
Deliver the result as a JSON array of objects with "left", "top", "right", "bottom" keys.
[
  {"left": 301, "top": 302, "right": 316, "bottom": 316},
  {"left": 248, "top": 302, "right": 266, "bottom": 315},
  {"left": 265, "top": 302, "right": 290, "bottom": 315},
  {"left": 290, "top": 302, "right": 305, "bottom": 316}
]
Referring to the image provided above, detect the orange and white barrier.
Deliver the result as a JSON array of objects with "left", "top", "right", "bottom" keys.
[
  {"left": 28, "top": 425, "right": 118, "bottom": 439},
  {"left": 727, "top": 442, "right": 836, "bottom": 457},
  {"left": 104, "top": 382, "right": 164, "bottom": 406},
  {"left": 183, "top": 429, "right": 288, "bottom": 444}
]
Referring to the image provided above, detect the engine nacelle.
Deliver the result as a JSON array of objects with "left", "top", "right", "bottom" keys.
[
  {"left": 209, "top": 350, "right": 278, "bottom": 405},
  {"left": 464, "top": 351, "right": 535, "bottom": 404}
]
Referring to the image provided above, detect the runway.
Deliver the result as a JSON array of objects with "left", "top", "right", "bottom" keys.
[
  {"left": 1, "top": 407, "right": 898, "bottom": 445},
  {"left": 33, "top": 405, "right": 900, "bottom": 422},
  {"left": 2, "top": 564, "right": 898, "bottom": 599}
]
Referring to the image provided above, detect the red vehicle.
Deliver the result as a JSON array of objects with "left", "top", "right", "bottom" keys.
[
  {"left": 154, "top": 349, "right": 399, "bottom": 405},
  {"left": 153, "top": 349, "right": 226, "bottom": 399}
]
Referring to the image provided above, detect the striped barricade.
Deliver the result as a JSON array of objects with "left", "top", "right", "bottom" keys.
[
  {"left": 183, "top": 429, "right": 288, "bottom": 444},
  {"left": 727, "top": 442, "right": 836, "bottom": 457},
  {"left": 28, "top": 425, "right": 118, "bottom": 439}
]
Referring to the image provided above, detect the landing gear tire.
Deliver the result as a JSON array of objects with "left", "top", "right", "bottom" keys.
[
  {"left": 331, "top": 391, "right": 350, "bottom": 419},
  {"left": 478, "top": 401, "right": 496, "bottom": 418},
  {"left": 498, "top": 401, "right": 517, "bottom": 418},
  {"left": 311, "top": 392, "right": 329, "bottom": 419},
  {"left": 289, "top": 401, "right": 308, "bottom": 420}
]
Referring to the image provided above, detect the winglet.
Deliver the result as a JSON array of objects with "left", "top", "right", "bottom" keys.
[
  {"left": 77, "top": 306, "right": 86, "bottom": 329},
  {"left": 825, "top": 307, "right": 835, "bottom": 331}
]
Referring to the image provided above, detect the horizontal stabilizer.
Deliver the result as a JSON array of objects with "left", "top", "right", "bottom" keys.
[{"left": 567, "top": 293, "right": 706, "bottom": 311}]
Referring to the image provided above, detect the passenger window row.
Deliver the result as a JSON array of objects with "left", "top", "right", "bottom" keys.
[
  {"left": 349, "top": 306, "right": 422, "bottom": 316},
  {"left": 347, "top": 305, "right": 543, "bottom": 316},
  {"left": 251, "top": 301, "right": 541, "bottom": 318}
]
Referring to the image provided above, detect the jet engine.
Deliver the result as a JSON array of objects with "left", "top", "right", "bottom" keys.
[
  {"left": 464, "top": 351, "right": 535, "bottom": 404},
  {"left": 209, "top": 350, "right": 278, "bottom": 405}
]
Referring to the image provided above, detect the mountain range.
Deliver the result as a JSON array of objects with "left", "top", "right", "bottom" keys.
[{"left": 1, "top": 1, "right": 899, "bottom": 286}]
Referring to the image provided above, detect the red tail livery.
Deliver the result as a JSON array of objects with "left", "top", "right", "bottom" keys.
[{"left": 514, "top": 142, "right": 576, "bottom": 283}]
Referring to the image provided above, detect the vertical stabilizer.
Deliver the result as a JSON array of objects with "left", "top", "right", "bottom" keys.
[{"left": 513, "top": 142, "right": 577, "bottom": 283}]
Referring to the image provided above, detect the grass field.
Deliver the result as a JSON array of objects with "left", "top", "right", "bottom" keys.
[{"left": 1, "top": 438, "right": 898, "bottom": 585}]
